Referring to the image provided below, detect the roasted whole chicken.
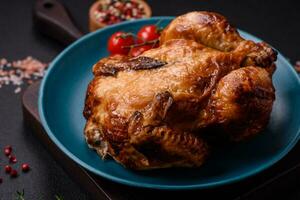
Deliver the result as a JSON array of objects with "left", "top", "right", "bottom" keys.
[{"left": 83, "top": 12, "right": 277, "bottom": 169}]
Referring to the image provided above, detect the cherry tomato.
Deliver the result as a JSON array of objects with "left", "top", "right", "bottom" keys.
[
  {"left": 137, "top": 25, "right": 160, "bottom": 44},
  {"left": 129, "top": 45, "right": 152, "bottom": 57},
  {"left": 108, "top": 31, "right": 135, "bottom": 55}
]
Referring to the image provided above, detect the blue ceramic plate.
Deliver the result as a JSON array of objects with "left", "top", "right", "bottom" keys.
[{"left": 39, "top": 17, "right": 300, "bottom": 190}]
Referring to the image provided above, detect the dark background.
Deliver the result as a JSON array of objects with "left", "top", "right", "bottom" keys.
[{"left": 0, "top": 0, "right": 300, "bottom": 199}]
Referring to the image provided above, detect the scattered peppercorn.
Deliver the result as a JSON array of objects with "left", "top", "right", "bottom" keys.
[
  {"left": 8, "top": 155, "right": 17, "bottom": 163},
  {"left": 10, "top": 169, "right": 18, "bottom": 178},
  {"left": 5, "top": 165, "right": 12, "bottom": 173},
  {"left": 4, "top": 145, "right": 12, "bottom": 156},
  {"left": 21, "top": 163, "right": 30, "bottom": 172},
  {"left": 1, "top": 145, "right": 32, "bottom": 183}
]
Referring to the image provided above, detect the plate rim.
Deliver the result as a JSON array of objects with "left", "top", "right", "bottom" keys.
[{"left": 38, "top": 16, "right": 300, "bottom": 190}]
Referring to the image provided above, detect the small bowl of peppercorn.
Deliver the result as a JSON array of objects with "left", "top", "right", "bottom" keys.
[{"left": 89, "top": 0, "right": 152, "bottom": 32}]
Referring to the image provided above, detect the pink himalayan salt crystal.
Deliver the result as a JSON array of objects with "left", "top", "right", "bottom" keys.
[{"left": 0, "top": 56, "right": 48, "bottom": 93}]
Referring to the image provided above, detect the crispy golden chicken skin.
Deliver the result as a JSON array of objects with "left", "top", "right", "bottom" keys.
[{"left": 83, "top": 11, "right": 277, "bottom": 169}]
